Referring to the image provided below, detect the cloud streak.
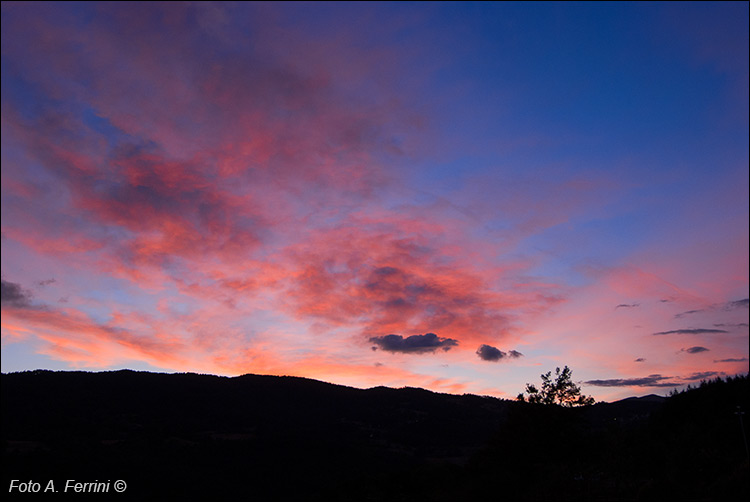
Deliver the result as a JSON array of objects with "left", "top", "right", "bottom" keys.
[
  {"left": 652, "top": 328, "right": 728, "bottom": 336},
  {"left": 684, "top": 371, "right": 720, "bottom": 381},
  {"left": 675, "top": 299, "right": 749, "bottom": 318},
  {"left": 723, "top": 298, "right": 749, "bottom": 310},
  {"left": 681, "top": 346, "right": 710, "bottom": 354},
  {"left": 585, "top": 371, "right": 726, "bottom": 387},
  {"left": 585, "top": 375, "right": 680, "bottom": 388}
]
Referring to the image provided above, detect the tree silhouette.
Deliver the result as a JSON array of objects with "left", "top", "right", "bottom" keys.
[{"left": 517, "top": 365, "right": 595, "bottom": 407}]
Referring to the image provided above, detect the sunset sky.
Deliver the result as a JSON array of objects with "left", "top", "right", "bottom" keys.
[{"left": 2, "top": 2, "right": 748, "bottom": 402}]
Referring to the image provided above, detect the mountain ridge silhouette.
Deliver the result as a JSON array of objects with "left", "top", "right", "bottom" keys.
[{"left": 3, "top": 369, "right": 747, "bottom": 500}]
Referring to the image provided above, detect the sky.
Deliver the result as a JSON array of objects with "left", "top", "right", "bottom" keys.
[{"left": 1, "top": 2, "right": 748, "bottom": 402}]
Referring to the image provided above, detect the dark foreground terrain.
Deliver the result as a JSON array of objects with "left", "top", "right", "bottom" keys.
[{"left": 2, "top": 370, "right": 748, "bottom": 500}]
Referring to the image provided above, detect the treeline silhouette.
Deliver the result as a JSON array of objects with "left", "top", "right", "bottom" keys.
[{"left": 2, "top": 370, "right": 748, "bottom": 500}]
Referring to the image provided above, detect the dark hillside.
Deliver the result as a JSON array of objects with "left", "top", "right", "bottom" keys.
[
  {"left": 2, "top": 370, "right": 507, "bottom": 500},
  {"left": 2, "top": 370, "right": 748, "bottom": 500},
  {"left": 468, "top": 377, "right": 748, "bottom": 501}
]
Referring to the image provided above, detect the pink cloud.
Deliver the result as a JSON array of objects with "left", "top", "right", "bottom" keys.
[
  {"left": 280, "top": 217, "right": 560, "bottom": 350},
  {"left": 1, "top": 305, "right": 187, "bottom": 369},
  {"left": 3, "top": 296, "right": 476, "bottom": 394}
]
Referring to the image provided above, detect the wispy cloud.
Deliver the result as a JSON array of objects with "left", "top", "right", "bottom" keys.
[
  {"left": 723, "top": 298, "right": 749, "bottom": 310},
  {"left": 585, "top": 374, "right": 679, "bottom": 387},
  {"left": 2, "top": 305, "right": 188, "bottom": 368},
  {"left": 681, "top": 346, "right": 710, "bottom": 354},
  {"left": 653, "top": 328, "right": 727, "bottom": 336},
  {"left": 684, "top": 371, "right": 720, "bottom": 381},
  {"left": 674, "top": 309, "right": 704, "bottom": 319},
  {"left": 281, "top": 224, "right": 535, "bottom": 345},
  {"left": 585, "top": 370, "right": 723, "bottom": 387},
  {"left": 675, "top": 298, "right": 749, "bottom": 318}
]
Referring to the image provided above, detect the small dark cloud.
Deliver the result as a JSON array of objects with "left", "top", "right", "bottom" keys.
[
  {"left": 374, "top": 362, "right": 383, "bottom": 367},
  {"left": 713, "top": 357, "right": 749, "bottom": 363},
  {"left": 723, "top": 298, "right": 749, "bottom": 310},
  {"left": 37, "top": 278, "right": 56, "bottom": 287},
  {"left": 674, "top": 309, "right": 703, "bottom": 319},
  {"left": 634, "top": 357, "right": 646, "bottom": 362},
  {"left": 369, "top": 333, "right": 458, "bottom": 354},
  {"left": 476, "top": 344, "right": 505, "bottom": 361},
  {"left": 684, "top": 371, "right": 720, "bottom": 381},
  {"left": 475, "top": 345, "right": 523, "bottom": 362},
  {"left": 653, "top": 328, "right": 727, "bottom": 336},
  {"left": 659, "top": 298, "right": 672, "bottom": 303},
  {"left": 615, "top": 303, "right": 639, "bottom": 309},
  {"left": 1, "top": 279, "right": 34, "bottom": 308},
  {"left": 682, "top": 346, "right": 710, "bottom": 354},
  {"left": 585, "top": 374, "right": 677, "bottom": 387},
  {"left": 713, "top": 323, "right": 749, "bottom": 328}
]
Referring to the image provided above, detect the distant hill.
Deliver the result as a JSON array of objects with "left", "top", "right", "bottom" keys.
[
  {"left": 2, "top": 370, "right": 748, "bottom": 500},
  {"left": 616, "top": 394, "right": 666, "bottom": 403}
]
